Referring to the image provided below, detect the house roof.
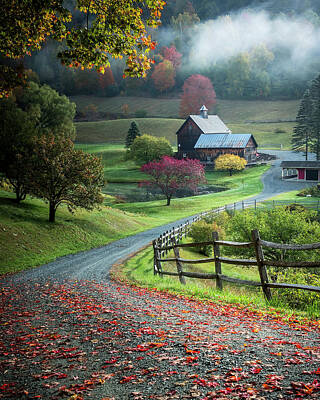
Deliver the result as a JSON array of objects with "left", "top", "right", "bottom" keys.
[
  {"left": 189, "top": 115, "right": 232, "bottom": 134},
  {"left": 281, "top": 161, "right": 320, "bottom": 168},
  {"left": 194, "top": 134, "right": 255, "bottom": 149}
]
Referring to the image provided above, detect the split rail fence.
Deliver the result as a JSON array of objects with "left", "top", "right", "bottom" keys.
[{"left": 152, "top": 200, "right": 320, "bottom": 299}]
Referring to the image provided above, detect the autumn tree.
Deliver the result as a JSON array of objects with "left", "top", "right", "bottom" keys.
[
  {"left": 128, "top": 134, "right": 173, "bottom": 165},
  {"left": 179, "top": 74, "right": 216, "bottom": 118},
  {"left": 28, "top": 135, "right": 104, "bottom": 223},
  {"left": 125, "top": 121, "right": 141, "bottom": 148},
  {"left": 215, "top": 154, "right": 247, "bottom": 176},
  {"left": 0, "top": 0, "right": 165, "bottom": 97},
  {"left": 161, "top": 46, "right": 182, "bottom": 70},
  {"left": 140, "top": 156, "right": 205, "bottom": 205},
  {"left": 151, "top": 60, "right": 176, "bottom": 93}
]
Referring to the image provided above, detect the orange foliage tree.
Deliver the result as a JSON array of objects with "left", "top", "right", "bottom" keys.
[{"left": 151, "top": 60, "right": 175, "bottom": 93}]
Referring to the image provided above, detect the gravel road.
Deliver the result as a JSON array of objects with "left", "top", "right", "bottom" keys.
[{"left": 1, "top": 151, "right": 319, "bottom": 400}]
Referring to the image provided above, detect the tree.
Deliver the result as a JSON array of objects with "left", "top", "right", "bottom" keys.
[
  {"left": 0, "top": 98, "right": 35, "bottom": 202},
  {"left": 309, "top": 74, "right": 320, "bottom": 160},
  {"left": 151, "top": 60, "right": 176, "bottom": 93},
  {"left": 0, "top": 0, "right": 165, "bottom": 97},
  {"left": 161, "top": 46, "right": 182, "bottom": 69},
  {"left": 28, "top": 134, "right": 104, "bottom": 223},
  {"left": 292, "top": 89, "right": 313, "bottom": 160},
  {"left": 125, "top": 121, "right": 141, "bottom": 148},
  {"left": 179, "top": 74, "right": 216, "bottom": 118},
  {"left": 129, "top": 134, "right": 173, "bottom": 165},
  {"left": 140, "top": 156, "right": 205, "bottom": 205},
  {"left": 14, "top": 81, "right": 76, "bottom": 139},
  {"left": 215, "top": 154, "right": 247, "bottom": 176}
]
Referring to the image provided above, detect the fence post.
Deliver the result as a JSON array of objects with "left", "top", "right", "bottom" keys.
[
  {"left": 242, "top": 200, "right": 244, "bottom": 210},
  {"left": 255, "top": 199, "right": 257, "bottom": 210},
  {"left": 153, "top": 240, "right": 158, "bottom": 275},
  {"left": 251, "top": 229, "right": 272, "bottom": 301},
  {"left": 173, "top": 241, "right": 186, "bottom": 285},
  {"left": 212, "top": 231, "right": 223, "bottom": 290}
]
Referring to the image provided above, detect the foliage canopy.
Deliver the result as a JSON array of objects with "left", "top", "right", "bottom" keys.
[
  {"left": 215, "top": 154, "right": 247, "bottom": 175},
  {"left": 128, "top": 134, "right": 173, "bottom": 165},
  {"left": 0, "top": 0, "right": 165, "bottom": 96}
]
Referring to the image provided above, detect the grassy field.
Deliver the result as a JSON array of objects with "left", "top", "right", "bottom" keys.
[
  {"left": 76, "top": 144, "right": 268, "bottom": 205},
  {"left": 76, "top": 119, "right": 295, "bottom": 149},
  {"left": 71, "top": 95, "right": 299, "bottom": 122},
  {"left": 76, "top": 118, "right": 182, "bottom": 145},
  {"left": 114, "top": 165, "right": 269, "bottom": 223}
]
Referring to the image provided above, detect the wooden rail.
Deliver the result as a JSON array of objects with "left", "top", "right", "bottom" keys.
[{"left": 153, "top": 229, "right": 320, "bottom": 300}]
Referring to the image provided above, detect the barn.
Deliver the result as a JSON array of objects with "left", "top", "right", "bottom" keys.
[
  {"left": 281, "top": 161, "right": 320, "bottom": 181},
  {"left": 176, "top": 105, "right": 257, "bottom": 164}
]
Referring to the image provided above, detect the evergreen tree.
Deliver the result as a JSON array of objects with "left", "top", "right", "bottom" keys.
[
  {"left": 310, "top": 74, "right": 320, "bottom": 160},
  {"left": 292, "top": 89, "right": 313, "bottom": 160},
  {"left": 125, "top": 121, "right": 141, "bottom": 148}
]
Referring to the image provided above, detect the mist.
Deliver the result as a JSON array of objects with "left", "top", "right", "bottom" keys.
[{"left": 187, "top": 9, "right": 320, "bottom": 75}]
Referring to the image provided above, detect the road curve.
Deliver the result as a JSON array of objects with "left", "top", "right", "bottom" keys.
[{"left": 4, "top": 151, "right": 316, "bottom": 284}]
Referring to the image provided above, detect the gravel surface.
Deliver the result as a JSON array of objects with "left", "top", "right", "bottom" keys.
[{"left": 1, "top": 151, "right": 319, "bottom": 399}]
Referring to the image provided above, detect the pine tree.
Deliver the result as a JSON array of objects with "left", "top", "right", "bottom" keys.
[
  {"left": 125, "top": 121, "right": 141, "bottom": 148},
  {"left": 292, "top": 89, "right": 313, "bottom": 160},
  {"left": 310, "top": 74, "right": 320, "bottom": 160}
]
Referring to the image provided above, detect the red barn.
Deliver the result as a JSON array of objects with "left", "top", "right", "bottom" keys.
[{"left": 176, "top": 105, "right": 257, "bottom": 164}]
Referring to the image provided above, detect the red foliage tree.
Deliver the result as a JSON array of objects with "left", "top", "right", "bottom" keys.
[
  {"left": 179, "top": 74, "right": 216, "bottom": 118},
  {"left": 140, "top": 156, "right": 206, "bottom": 206},
  {"left": 161, "top": 45, "right": 182, "bottom": 69},
  {"left": 151, "top": 60, "right": 175, "bottom": 93}
]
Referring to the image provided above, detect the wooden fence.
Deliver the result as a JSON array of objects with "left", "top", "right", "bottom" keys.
[
  {"left": 154, "top": 199, "right": 320, "bottom": 260},
  {"left": 153, "top": 229, "right": 320, "bottom": 300}
]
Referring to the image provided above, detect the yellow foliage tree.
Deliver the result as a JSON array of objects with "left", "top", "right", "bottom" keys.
[{"left": 215, "top": 154, "right": 247, "bottom": 176}]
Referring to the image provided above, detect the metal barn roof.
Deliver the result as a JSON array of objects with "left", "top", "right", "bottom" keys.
[
  {"left": 281, "top": 161, "right": 320, "bottom": 168},
  {"left": 194, "top": 134, "right": 253, "bottom": 149},
  {"left": 189, "top": 115, "right": 232, "bottom": 134}
]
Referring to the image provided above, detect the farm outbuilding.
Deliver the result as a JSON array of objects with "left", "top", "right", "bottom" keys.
[
  {"left": 281, "top": 161, "right": 320, "bottom": 181},
  {"left": 176, "top": 105, "right": 257, "bottom": 164}
]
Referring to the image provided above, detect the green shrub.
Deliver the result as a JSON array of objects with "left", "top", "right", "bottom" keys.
[
  {"left": 135, "top": 109, "right": 147, "bottom": 118},
  {"left": 225, "top": 207, "right": 320, "bottom": 263},
  {"left": 297, "top": 185, "right": 320, "bottom": 197},
  {"left": 274, "top": 128, "right": 286, "bottom": 134},
  {"left": 189, "top": 220, "right": 224, "bottom": 256},
  {"left": 201, "top": 211, "right": 231, "bottom": 227},
  {"left": 272, "top": 268, "right": 320, "bottom": 310}
]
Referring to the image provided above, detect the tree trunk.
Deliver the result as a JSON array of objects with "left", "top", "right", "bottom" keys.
[
  {"left": 166, "top": 196, "right": 171, "bottom": 206},
  {"left": 49, "top": 202, "right": 56, "bottom": 223}
]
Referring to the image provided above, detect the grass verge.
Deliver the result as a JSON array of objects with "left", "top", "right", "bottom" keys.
[{"left": 113, "top": 242, "right": 320, "bottom": 321}]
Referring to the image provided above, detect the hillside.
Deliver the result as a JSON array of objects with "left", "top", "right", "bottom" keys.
[{"left": 72, "top": 96, "right": 299, "bottom": 122}]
